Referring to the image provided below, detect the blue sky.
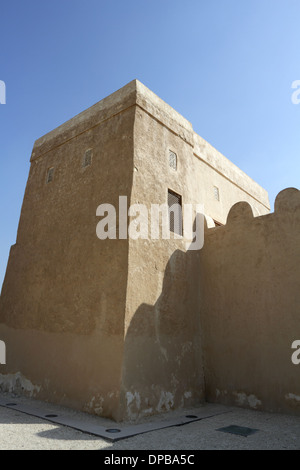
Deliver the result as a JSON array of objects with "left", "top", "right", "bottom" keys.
[{"left": 0, "top": 0, "right": 300, "bottom": 288}]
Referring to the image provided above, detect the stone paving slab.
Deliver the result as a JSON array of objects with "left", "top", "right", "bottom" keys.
[
  {"left": 0, "top": 392, "right": 299, "bottom": 450},
  {"left": 0, "top": 393, "right": 231, "bottom": 441}
]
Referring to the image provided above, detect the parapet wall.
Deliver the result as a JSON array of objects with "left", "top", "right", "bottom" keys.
[{"left": 199, "top": 188, "right": 300, "bottom": 415}]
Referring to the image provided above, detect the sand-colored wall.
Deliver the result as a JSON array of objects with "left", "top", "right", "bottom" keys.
[
  {"left": 120, "top": 81, "right": 269, "bottom": 420},
  {"left": 0, "top": 80, "right": 272, "bottom": 421},
  {"left": 199, "top": 188, "right": 300, "bottom": 415},
  {"left": 0, "top": 90, "right": 136, "bottom": 420},
  {"left": 120, "top": 102, "right": 205, "bottom": 420},
  {"left": 133, "top": 80, "right": 270, "bottom": 225}
]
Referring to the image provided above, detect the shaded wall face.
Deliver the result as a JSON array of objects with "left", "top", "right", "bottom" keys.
[
  {"left": 120, "top": 107, "right": 206, "bottom": 420},
  {"left": 0, "top": 108, "right": 135, "bottom": 420},
  {"left": 121, "top": 246, "right": 204, "bottom": 420},
  {"left": 120, "top": 105, "right": 270, "bottom": 420},
  {"left": 199, "top": 190, "right": 300, "bottom": 415}
]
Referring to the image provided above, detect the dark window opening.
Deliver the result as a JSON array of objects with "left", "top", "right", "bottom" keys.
[
  {"left": 83, "top": 149, "right": 92, "bottom": 167},
  {"left": 169, "top": 150, "right": 177, "bottom": 171},
  {"left": 46, "top": 168, "right": 54, "bottom": 184},
  {"left": 168, "top": 189, "right": 182, "bottom": 236}
]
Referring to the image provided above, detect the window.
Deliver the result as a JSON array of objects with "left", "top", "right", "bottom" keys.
[
  {"left": 169, "top": 150, "right": 177, "bottom": 171},
  {"left": 83, "top": 148, "right": 92, "bottom": 167},
  {"left": 213, "top": 186, "right": 220, "bottom": 201},
  {"left": 46, "top": 167, "right": 54, "bottom": 184},
  {"left": 168, "top": 189, "right": 182, "bottom": 235}
]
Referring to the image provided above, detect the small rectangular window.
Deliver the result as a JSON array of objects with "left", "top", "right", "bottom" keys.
[
  {"left": 46, "top": 167, "right": 54, "bottom": 184},
  {"left": 169, "top": 150, "right": 177, "bottom": 171},
  {"left": 214, "top": 186, "right": 220, "bottom": 201},
  {"left": 83, "top": 149, "right": 92, "bottom": 167},
  {"left": 168, "top": 189, "right": 182, "bottom": 235}
]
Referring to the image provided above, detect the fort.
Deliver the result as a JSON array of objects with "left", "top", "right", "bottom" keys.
[{"left": 0, "top": 80, "right": 299, "bottom": 421}]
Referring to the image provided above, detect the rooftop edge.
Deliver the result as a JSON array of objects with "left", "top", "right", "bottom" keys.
[{"left": 30, "top": 79, "right": 270, "bottom": 209}]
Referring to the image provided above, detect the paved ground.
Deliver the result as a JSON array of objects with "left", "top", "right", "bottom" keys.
[{"left": 0, "top": 392, "right": 299, "bottom": 450}]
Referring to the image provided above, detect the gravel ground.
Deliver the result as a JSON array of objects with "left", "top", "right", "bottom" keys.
[{"left": 0, "top": 392, "right": 299, "bottom": 450}]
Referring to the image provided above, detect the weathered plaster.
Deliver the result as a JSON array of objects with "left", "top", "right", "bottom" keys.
[{"left": 2, "top": 80, "right": 293, "bottom": 421}]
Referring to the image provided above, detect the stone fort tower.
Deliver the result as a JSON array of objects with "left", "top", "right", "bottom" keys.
[{"left": 0, "top": 80, "right": 281, "bottom": 421}]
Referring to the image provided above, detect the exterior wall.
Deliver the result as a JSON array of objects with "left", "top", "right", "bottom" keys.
[
  {"left": 199, "top": 188, "right": 300, "bottom": 415},
  {"left": 120, "top": 99, "right": 205, "bottom": 420},
  {"left": 132, "top": 80, "right": 270, "bottom": 225},
  {"left": 0, "top": 84, "right": 136, "bottom": 421},
  {"left": 120, "top": 81, "right": 269, "bottom": 420},
  {"left": 193, "top": 134, "right": 270, "bottom": 222},
  {"left": 0, "top": 80, "right": 272, "bottom": 421}
]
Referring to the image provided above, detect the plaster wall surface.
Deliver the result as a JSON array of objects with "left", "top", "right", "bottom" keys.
[
  {"left": 0, "top": 84, "right": 137, "bottom": 420},
  {"left": 119, "top": 81, "right": 269, "bottom": 419},
  {"left": 199, "top": 188, "right": 300, "bottom": 416},
  {"left": 0, "top": 80, "right": 272, "bottom": 420}
]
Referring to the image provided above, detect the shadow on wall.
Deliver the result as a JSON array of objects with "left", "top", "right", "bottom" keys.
[
  {"left": 119, "top": 188, "right": 300, "bottom": 420},
  {"left": 120, "top": 244, "right": 205, "bottom": 421},
  {"left": 199, "top": 187, "right": 300, "bottom": 416}
]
